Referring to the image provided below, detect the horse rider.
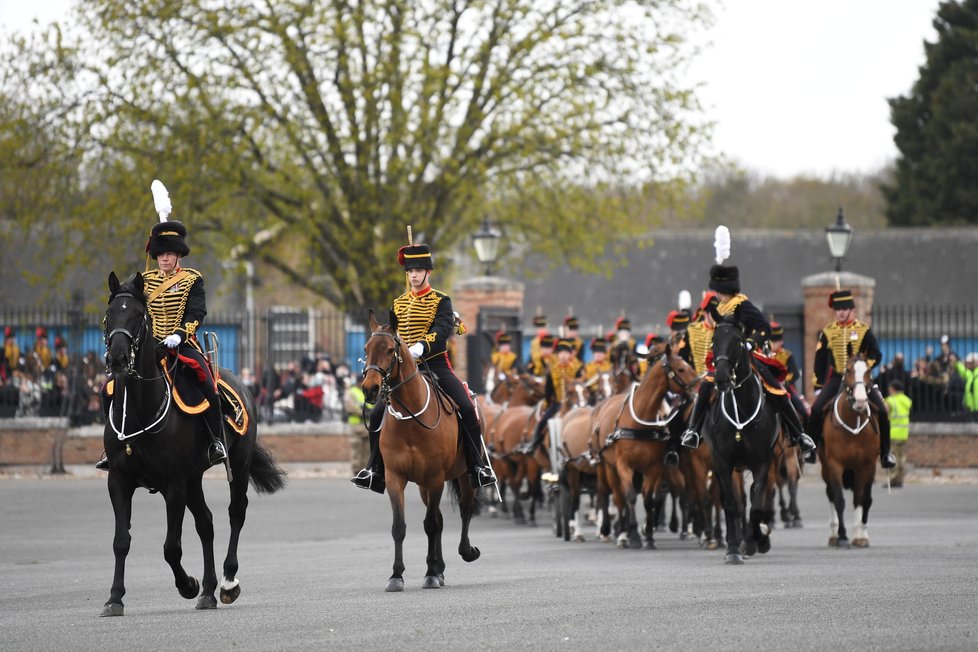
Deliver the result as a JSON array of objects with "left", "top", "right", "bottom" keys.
[
  {"left": 515, "top": 338, "right": 585, "bottom": 455},
  {"left": 96, "top": 219, "right": 227, "bottom": 470},
  {"left": 563, "top": 314, "right": 585, "bottom": 361},
  {"left": 807, "top": 289, "right": 896, "bottom": 468},
  {"left": 609, "top": 316, "right": 636, "bottom": 370},
  {"left": 680, "top": 263, "right": 817, "bottom": 457},
  {"left": 584, "top": 337, "right": 612, "bottom": 381},
  {"left": 769, "top": 320, "right": 811, "bottom": 432},
  {"left": 528, "top": 312, "right": 549, "bottom": 374},
  {"left": 528, "top": 333, "right": 555, "bottom": 377},
  {"left": 491, "top": 331, "right": 521, "bottom": 376},
  {"left": 352, "top": 242, "right": 496, "bottom": 492}
]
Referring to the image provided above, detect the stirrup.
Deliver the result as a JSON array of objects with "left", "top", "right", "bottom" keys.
[
  {"left": 881, "top": 452, "right": 897, "bottom": 469},
  {"left": 208, "top": 440, "right": 227, "bottom": 466},
  {"left": 352, "top": 468, "right": 386, "bottom": 494},
  {"left": 514, "top": 441, "right": 534, "bottom": 455},
  {"left": 797, "top": 432, "right": 817, "bottom": 453},
  {"left": 680, "top": 429, "right": 701, "bottom": 449},
  {"left": 473, "top": 466, "right": 497, "bottom": 488},
  {"left": 664, "top": 449, "right": 680, "bottom": 467},
  {"left": 803, "top": 449, "right": 817, "bottom": 464},
  {"left": 95, "top": 453, "right": 109, "bottom": 471}
]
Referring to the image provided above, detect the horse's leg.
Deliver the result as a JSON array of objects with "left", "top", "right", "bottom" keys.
[
  {"left": 824, "top": 461, "right": 848, "bottom": 548},
  {"left": 852, "top": 468, "right": 874, "bottom": 548},
  {"left": 641, "top": 470, "right": 662, "bottom": 550},
  {"left": 788, "top": 452, "right": 803, "bottom": 528},
  {"left": 386, "top": 475, "right": 408, "bottom": 592},
  {"left": 421, "top": 482, "right": 445, "bottom": 589},
  {"left": 456, "top": 478, "right": 482, "bottom": 563},
  {"left": 747, "top": 458, "right": 776, "bottom": 556},
  {"left": 596, "top": 465, "right": 612, "bottom": 542},
  {"left": 509, "top": 459, "right": 526, "bottom": 525},
  {"left": 185, "top": 477, "right": 218, "bottom": 610},
  {"left": 102, "top": 474, "right": 136, "bottom": 616},
  {"left": 219, "top": 468, "right": 249, "bottom": 604},
  {"left": 162, "top": 482, "right": 201, "bottom": 601},
  {"left": 715, "top": 463, "right": 743, "bottom": 564}
]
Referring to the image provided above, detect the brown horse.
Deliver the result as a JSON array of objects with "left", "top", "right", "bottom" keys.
[
  {"left": 817, "top": 353, "right": 879, "bottom": 548},
  {"left": 774, "top": 430, "right": 804, "bottom": 528},
  {"left": 593, "top": 342, "right": 698, "bottom": 549},
  {"left": 360, "top": 310, "right": 481, "bottom": 591}
]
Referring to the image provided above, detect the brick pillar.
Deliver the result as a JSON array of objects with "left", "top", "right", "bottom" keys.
[
  {"left": 801, "top": 271, "right": 875, "bottom": 403},
  {"left": 453, "top": 276, "right": 525, "bottom": 384}
]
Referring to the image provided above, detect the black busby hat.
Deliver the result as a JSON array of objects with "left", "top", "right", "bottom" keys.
[
  {"left": 555, "top": 338, "right": 575, "bottom": 353},
  {"left": 590, "top": 337, "right": 607, "bottom": 353},
  {"left": 708, "top": 264, "right": 740, "bottom": 295},
  {"left": 770, "top": 321, "right": 784, "bottom": 341},
  {"left": 397, "top": 243, "right": 434, "bottom": 270},
  {"left": 667, "top": 310, "right": 691, "bottom": 331},
  {"left": 615, "top": 316, "right": 631, "bottom": 332},
  {"left": 563, "top": 315, "right": 579, "bottom": 330},
  {"left": 532, "top": 314, "right": 548, "bottom": 328},
  {"left": 645, "top": 332, "right": 664, "bottom": 348},
  {"left": 539, "top": 334, "right": 555, "bottom": 348},
  {"left": 828, "top": 290, "right": 855, "bottom": 310},
  {"left": 496, "top": 331, "right": 512, "bottom": 345},
  {"left": 146, "top": 221, "right": 190, "bottom": 259}
]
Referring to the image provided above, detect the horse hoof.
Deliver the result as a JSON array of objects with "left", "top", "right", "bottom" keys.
[
  {"left": 100, "top": 602, "right": 124, "bottom": 617},
  {"left": 386, "top": 577, "right": 404, "bottom": 593},
  {"left": 744, "top": 540, "right": 757, "bottom": 557},
  {"left": 852, "top": 538, "right": 869, "bottom": 548},
  {"left": 598, "top": 535, "right": 611, "bottom": 543},
  {"left": 460, "top": 546, "right": 481, "bottom": 563},
  {"left": 179, "top": 576, "right": 200, "bottom": 599},
  {"left": 706, "top": 541, "right": 719, "bottom": 551},
  {"left": 757, "top": 538, "right": 771, "bottom": 554},
  {"left": 195, "top": 594, "right": 217, "bottom": 610},
  {"left": 642, "top": 540, "right": 657, "bottom": 550},
  {"left": 724, "top": 552, "right": 744, "bottom": 565},
  {"left": 574, "top": 535, "right": 585, "bottom": 543},
  {"left": 828, "top": 536, "right": 839, "bottom": 547},
  {"left": 793, "top": 519, "right": 803, "bottom": 529},
  {"left": 422, "top": 575, "right": 441, "bottom": 589},
  {"left": 438, "top": 573, "right": 445, "bottom": 587},
  {"left": 220, "top": 582, "right": 241, "bottom": 605},
  {"left": 837, "top": 539, "right": 851, "bottom": 549},
  {"left": 513, "top": 517, "right": 526, "bottom": 526}
]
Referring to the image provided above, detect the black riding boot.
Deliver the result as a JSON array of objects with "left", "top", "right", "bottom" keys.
[
  {"left": 771, "top": 392, "right": 816, "bottom": 456},
  {"left": 516, "top": 403, "right": 558, "bottom": 455},
  {"left": 203, "top": 405, "right": 228, "bottom": 466},
  {"left": 681, "top": 383, "right": 712, "bottom": 449},
  {"left": 352, "top": 405, "right": 386, "bottom": 493},
  {"left": 872, "top": 388, "right": 897, "bottom": 469},
  {"left": 460, "top": 413, "right": 496, "bottom": 488},
  {"left": 664, "top": 399, "right": 686, "bottom": 466},
  {"left": 94, "top": 451, "right": 109, "bottom": 470}
]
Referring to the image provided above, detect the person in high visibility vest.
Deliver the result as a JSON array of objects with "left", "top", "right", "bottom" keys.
[
  {"left": 344, "top": 379, "right": 366, "bottom": 425},
  {"left": 884, "top": 380, "right": 912, "bottom": 487}
]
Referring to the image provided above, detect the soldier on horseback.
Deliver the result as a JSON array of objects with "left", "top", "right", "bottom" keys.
[
  {"left": 352, "top": 242, "right": 496, "bottom": 492},
  {"left": 528, "top": 333, "right": 555, "bottom": 377},
  {"left": 563, "top": 314, "right": 585, "bottom": 361},
  {"left": 807, "top": 289, "right": 896, "bottom": 468},
  {"left": 491, "top": 331, "right": 521, "bottom": 376},
  {"left": 680, "top": 232, "right": 816, "bottom": 457},
  {"left": 515, "top": 338, "right": 585, "bottom": 455},
  {"left": 96, "top": 192, "right": 227, "bottom": 470},
  {"left": 584, "top": 337, "right": 612, "bottom": 380}
]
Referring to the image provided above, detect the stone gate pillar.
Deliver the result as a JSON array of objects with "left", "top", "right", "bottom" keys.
[
  {"left": 453, "top": 276, "right": 525, "bottom": 387},
  {"left": 801, "top": 271, "right": 876, "bottom": 403}
]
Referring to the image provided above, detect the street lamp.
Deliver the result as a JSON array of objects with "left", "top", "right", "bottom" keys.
[
  {"left": 472, "top": 215, "right": 502, "bottom": 276},
  {"left": 825, "top": 207, "right": 854, "bottom": 273}
]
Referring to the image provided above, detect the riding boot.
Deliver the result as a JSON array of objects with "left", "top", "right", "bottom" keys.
[
  {"left": 459, "top": 413, "right": 496, "bottom": 488},
  {"left": 516, "top": 403, "right": 557, "bottom": 455},
  {"left": 872, "top": 388, "right": 897, "bottom": 469},
  {"left": 772, "top": 392, "right": 816, "bottom": 455},
  {"left": 352, "top": 407, "right": 386, "bottom": 493},
  {"left": 203, "top": 404, "right": 228, "bottom": 466},
  {"left": 94, "top": 450, "right": 109, "bottom": 471},
  {"left": 681, "top": 383, "right": 712, "bottom": 449}
]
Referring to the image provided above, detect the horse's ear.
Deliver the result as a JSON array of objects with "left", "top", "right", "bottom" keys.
[
  {"left": 132, "top": 272, "right": 144, "bottom": 296},
  {"left": 368, "top": 308, "right": 379, "bottom": 332},
  {"left": 388, "top": 309, "right": 398, "bottom": 331},
  {"left": 108, "top": 271, "right": 120, "bottom": 295}
]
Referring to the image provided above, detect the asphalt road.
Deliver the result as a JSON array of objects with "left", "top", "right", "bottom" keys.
[{"left": 1, "top": 471, "right": 976, "bottom": 651}]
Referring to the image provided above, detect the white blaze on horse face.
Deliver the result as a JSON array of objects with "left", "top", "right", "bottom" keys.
[
  {"left": 575, "top": 383, "right": 586, "bottom": 407},
  {"left": 853, "top": 359, "right": 869, "bottom": 409}
]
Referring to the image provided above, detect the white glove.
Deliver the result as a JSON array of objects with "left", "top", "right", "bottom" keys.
[
  {"left": 408, "top": 342, "right": 424, "bottom": 359},
  {"left": 163, "top": 334, "right": 182, "bottom": 349}
]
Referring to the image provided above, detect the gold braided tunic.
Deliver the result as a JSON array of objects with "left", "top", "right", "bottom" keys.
[
  {"left": 491, "top": 350, "right": 518, "bottom": 374},
  {"left": 142, "top": 267, "right": 205, "bottom": 341},
  {"left": 391, "top": 285, "right": 453, "bottom": 360},
  {"left": 813, "top": 319, "right": 880, "bottom": 389},
  {"left": 546, "top": 358, "right": 584, "bottom": 406},
  {"left": 683, "top": 321, "right": 715, "bottom": 376}
]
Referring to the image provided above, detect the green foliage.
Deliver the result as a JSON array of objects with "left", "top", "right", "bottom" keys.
[
  {"left": 3, "top": 0, "right": 714, "bottom": 311},
  {"left": 884, "top": 0, "right": 978, "bottom": 226}
]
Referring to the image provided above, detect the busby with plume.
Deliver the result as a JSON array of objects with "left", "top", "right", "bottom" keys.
[
  {"left": 708, "top": 225, "right": 739, "bottom": 295},
  {"left": 145, "top": 180, "right": 191, "bottom": 259}
]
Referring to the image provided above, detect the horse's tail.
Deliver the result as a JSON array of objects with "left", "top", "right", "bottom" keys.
[
  {"left": 249, "top": 443, "right": 287, "bottom": 494},
  {"left": 447, "top": 477, "right": 481, "bottom": 511}
]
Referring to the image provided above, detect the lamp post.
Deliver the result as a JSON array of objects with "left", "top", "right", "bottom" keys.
[
  {"left": 472, "top": 215, "right": 502, "bottom": 276},
  {"left": 825, "top": 207, "right": 854, "bottom": 273}
]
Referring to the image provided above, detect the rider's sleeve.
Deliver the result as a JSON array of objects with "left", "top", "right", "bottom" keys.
[
  {"left": 861, "top": 328, "right": 883, "bottom": 369},
  {"left": 543, "top": 373, "right": 556, "bottom": 404},
  {"left": 176, "top": 277, "right": 206, "bottom": 341},
  {"left": 416, "top": 292, "right": 455, "bottom": 359},
  {"left": 785, "top": 352, "right": 800, "bottom": 386},
  {"left": 813, "top": 330, "right": 830, "bottom": 389},
  {"left": 678, "top": 331, "right": 693, "bottom": 366},
  {"left": 737, "top": 300, "right": 772, "bottom": 345}
]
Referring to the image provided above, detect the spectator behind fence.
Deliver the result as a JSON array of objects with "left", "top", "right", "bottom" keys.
[
  {"left": 955, "top": 353, "right": 978, "bottom": 412},
  {"left": 2, "top": 326, "right": 20, "bottom": 382},
  {"left": 877, "top": 352, "right": 911, "bottom": 397}
]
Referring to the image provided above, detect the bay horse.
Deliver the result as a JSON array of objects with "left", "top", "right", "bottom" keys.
[
  {"left": 593, "top": 342, "right": 697, "bottom": 549},
  {"left": 360, "top": 310, "right": 481, "bottom": 591},
  {"left": 101, "top": 272, "right": 285, "bottom": 616},
  {"left": 705, "top": 318, "right": 780, "bottom": 564},
  {"left": 817, "top": 353, "right": 879, "bottom": 548}
]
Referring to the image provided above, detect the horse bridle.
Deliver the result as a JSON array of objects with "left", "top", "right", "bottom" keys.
[
  {"left": 656, "top": 350, "right": 694, "bottom": 395},
  {"left": 712, "top": 325, "right": 752, "bottom": 391},
  {"left": 104, "top": 291, "right": 174, "bottom": 381},
  {"left": 365, "top": 330, "right": 442, "bottom": 428}
]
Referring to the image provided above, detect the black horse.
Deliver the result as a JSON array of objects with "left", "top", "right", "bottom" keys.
[
  {"left": 101, "top": 271, "right": 286, "bottom": 616},
  {"left": 704, "top": 318, "right": 778, "bottom": 564}
]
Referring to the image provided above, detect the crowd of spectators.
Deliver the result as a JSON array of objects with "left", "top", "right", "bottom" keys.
[
  {"left": 876, "top": 335, "right": 978, "bottom": 419},
  {"left": 249, "top": 354, "right": 362, "bottom": 424}
]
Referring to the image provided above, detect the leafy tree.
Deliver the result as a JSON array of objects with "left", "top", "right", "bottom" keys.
[
  {"left": 8, "top": 0, "right": 713, "bottom": 312},
  {"left": 884, "top": 0, "right": 978, "bottom": 226}
]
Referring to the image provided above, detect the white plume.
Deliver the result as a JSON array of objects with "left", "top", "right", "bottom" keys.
[
  {"left": 678, "top": 290, "right": 691, "bottom": 311},
  {"left": 151, "top": 180, "right": 172, "bottom": 222},
  {"left": 714, "top": 225, "right": 731, "bottom": 264}
]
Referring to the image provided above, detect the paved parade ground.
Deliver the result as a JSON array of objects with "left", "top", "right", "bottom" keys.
[{"left": 1, "top": 468, "right": 976, "bottom": 651}]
